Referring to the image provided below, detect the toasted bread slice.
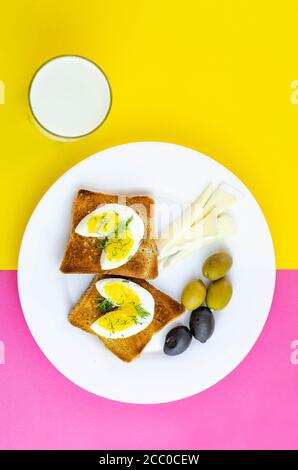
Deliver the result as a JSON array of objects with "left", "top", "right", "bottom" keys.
[
  {"left": 60, "top": 189, "right": 158, "bottom": 279},
  {"left": 69, "top": 275, "right": 185, "bottom": 362}
]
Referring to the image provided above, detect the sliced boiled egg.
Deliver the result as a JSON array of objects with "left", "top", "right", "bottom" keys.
[
  {"left": 90, "top": 278, "right": 155, "bottom": 339},
  {"left": 75, "top": 203, "right": 121, "bottom": 238},
  {"left": 75, "top": 203, "right": 145, "bottom": 269}
]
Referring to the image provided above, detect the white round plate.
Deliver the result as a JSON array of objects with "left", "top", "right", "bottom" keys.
[{"left": 18, "top": 142, "right": 275, "bottom": 404}]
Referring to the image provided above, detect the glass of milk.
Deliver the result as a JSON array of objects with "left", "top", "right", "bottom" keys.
[{"left": 28, "top": 55, "right": 111, "bottom": 141}]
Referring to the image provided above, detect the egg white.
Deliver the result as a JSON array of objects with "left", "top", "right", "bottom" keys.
[{"left": 90, "top": 278, "right": 155, "bottom": 339}]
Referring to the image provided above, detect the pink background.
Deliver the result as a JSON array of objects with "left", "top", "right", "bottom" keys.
[{"left": 0, "top": 270, "right": 297, "bottom": 449}]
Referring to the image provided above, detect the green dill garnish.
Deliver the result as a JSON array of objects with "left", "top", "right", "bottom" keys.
[
  {"left": 126, "top": 215, "right": 134, "bottom": 227},
  {"left": 115, "top": 215, "right": 134, "bottom": 238},
  {"left": 115, "top": 317, "right": 128, "bottom": 327},
  {"left": 107, "top": 318, "right": 115, "bottom": 333},
  {"left": 98, "top": 215, "right": 133, "bottom": 251},
  {"left": 130, "top": 315, "right": 141, "bottom": 325},
  {"left": 96, "top": 296, "right": 116, "bottom": 315},
  {"left": 108, "top": 237, "right": 132, "bottom": 257},
  {"left": 135, "top": 304, "right": 150, "bottom": 319},
  {"left": 98, "top": 237, "right": 108, "bottom": 250}
]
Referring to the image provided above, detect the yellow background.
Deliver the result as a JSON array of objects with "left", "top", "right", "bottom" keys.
[{"left": 0, "top": 1, "right": 297, "bottom": 269}]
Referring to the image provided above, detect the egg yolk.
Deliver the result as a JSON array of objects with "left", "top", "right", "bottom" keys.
[
  {"left": 97, "top": 303, "right": 137, "bottom": 333},
  {"left": 98, "top": 283, "right": 142, "bottom": 333},
  {"left": 105, "top": 230, "right": 134, "bottom": 262},
  {"left": 87, "top": 211, "right": 119, "bottom": 234},
  {"left": 103, "top": 282, "right": 140, "bottom": 305}
]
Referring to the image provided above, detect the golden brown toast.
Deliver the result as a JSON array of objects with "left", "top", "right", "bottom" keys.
[
  {"left": 60, "top": 189, "right": 158, "bottom": 279},
  {"left": 69, "top": 275, "right": 185, "bottom": 362}
]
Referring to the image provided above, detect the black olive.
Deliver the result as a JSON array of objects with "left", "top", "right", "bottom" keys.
[
  {"left": 164, "top": 326, "right": 192, "bottom": 356},
  {"left": 189, "top": 306, "right": 215, "bottom": 343}
]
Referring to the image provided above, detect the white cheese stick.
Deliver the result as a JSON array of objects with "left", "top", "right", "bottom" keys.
[
  {"left": 161, "top": 214, "right": 236, "bottom": 267},
  {"left": 194, "top": 183, "right": 237, "bottom": 224},
  {"left": 157, "top": 183, "right": 215, "bottom": 255},
  {"left": 159, "top": 207, "right": 218, "bottom": 259},
  {"left": 162, "top": 237, "right": 215, "bottom": 267}
]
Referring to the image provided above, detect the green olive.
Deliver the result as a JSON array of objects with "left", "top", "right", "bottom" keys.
[
  {"left": 202, "top": 252, "right": 233, "bottom": 281},
  {"left": 181, "top": 279, "right": 206, "bottom": 310},
  {"left": 206, "top": 277, "right": 232, "bottom": 310}
]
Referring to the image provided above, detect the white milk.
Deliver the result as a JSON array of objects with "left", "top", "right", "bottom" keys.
[{"left": 29, "top": 56, "right": 111, "bottom": 140}]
